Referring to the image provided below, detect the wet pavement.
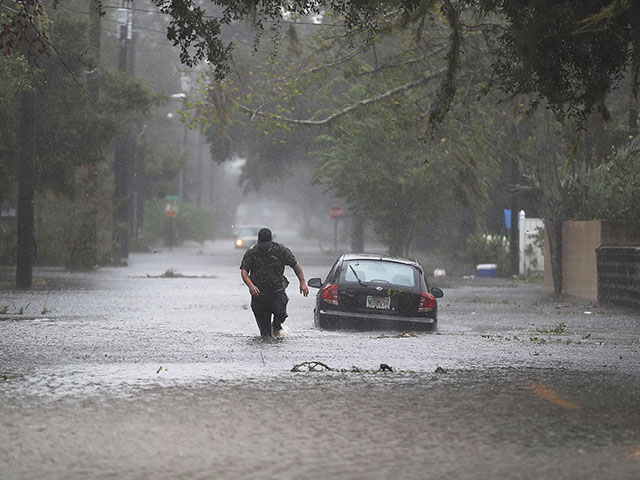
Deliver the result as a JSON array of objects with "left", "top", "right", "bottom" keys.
[{"left": 1, "top": 239, "right": 639, "bottom": 479}]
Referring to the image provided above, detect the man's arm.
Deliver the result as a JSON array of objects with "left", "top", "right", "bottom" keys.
[
  {"left": 241, "top": 268, "right": 260, "bottom": 296},
  {"left": 293, "top": 263, "right": 309, "bottom": 297}
]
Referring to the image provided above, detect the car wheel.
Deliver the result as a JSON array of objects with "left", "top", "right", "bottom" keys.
[{"left": 316, "top": 316, "right": 336, "bottom": 330}]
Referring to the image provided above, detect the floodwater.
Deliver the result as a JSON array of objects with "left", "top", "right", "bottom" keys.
[{"left": 1, "top": 239, "right": 639, "bottom": 479}]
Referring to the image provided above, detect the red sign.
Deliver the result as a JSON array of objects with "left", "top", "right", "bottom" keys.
[
  {"left": 329, "top": 205, "right": 344, "bottom": 220},
  {"left": 165, "top": 200, "right": 178, "bottom": 218}
]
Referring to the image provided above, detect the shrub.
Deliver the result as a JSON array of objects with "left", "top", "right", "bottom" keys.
[
  {"left": 0, "top": 219, "right": 16, "bottom": 265},
  {"left": 144, "top": 199, "right": 216, "bottom": 246},
  {"left": 566, "top": 136, "right": 640, "bottom": 233},
  {"left": 463, "top": 232, "right": 510, "bottom": 275}
]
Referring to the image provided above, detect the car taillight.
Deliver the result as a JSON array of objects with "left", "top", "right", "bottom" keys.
[
  {"left": 321, "top": 283, "right": 339, "bottom": 305},
  {"left": 418, "top": 292, "right": 436, "bottom": 312}
]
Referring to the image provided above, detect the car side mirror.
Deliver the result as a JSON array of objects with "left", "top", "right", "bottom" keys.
[
  {"left": 308, "top": 278, "right": 323, "bottom": 288},
  {"left": 430, "top": 287, "right": 444, "bottom": 298}
]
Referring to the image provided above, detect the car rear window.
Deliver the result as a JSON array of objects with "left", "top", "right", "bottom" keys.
[
  {"left": 342, "top": 260, "right": 417, "bottom": 287},
  {"left": 237, "top": 227, "right": 260, "bottom": 237}
]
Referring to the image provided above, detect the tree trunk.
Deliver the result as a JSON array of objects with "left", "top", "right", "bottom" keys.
[
  {"left": 68, "top": 0, "right": 102, "bottom": 269},
  {"left": 114, "top": 132, "right": 134, "bottom": 260},
  {"left": 509, "top": 155, "right": 520, "bottom": 277},
  {"left": 544, "top": 215, "right": 563, "bottom": 295},
  {"left": 133, "top": 135, "right": 146, "bottom": 245},
  {"left": 16, "top": 88, "right": 36, "bottom": 289},
  {"left": 350, "top": 212, "right": 365, "bottom": 252},
  {"left": 582, "top": 111, "right": 607, "bottom": 167},
  {"left": 630, "top": 48, "right": 639, "bottom": 137},
  {"left": 536, "top": 116, "right": 564, "bottom": 295},
  {"left": 16, "top": 0, "right": 39, "bottom": 289}
]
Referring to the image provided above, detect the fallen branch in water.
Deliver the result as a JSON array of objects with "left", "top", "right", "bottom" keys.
[
  {"left": 145, "top": 269, "right": 216, "bottom": 279},
  {"left": 375, "top": 331, "right": 417, "bottom": 339},
  {"left": 291, "top": 361, "right": 394, "bottom": 373},
  {"left": 291, "top": 362, "right": 449, "bottom": 375}
]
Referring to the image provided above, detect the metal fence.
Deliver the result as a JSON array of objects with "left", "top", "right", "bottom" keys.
[{"left": 596, "top": 246, "right": 640, "bottom": 310}]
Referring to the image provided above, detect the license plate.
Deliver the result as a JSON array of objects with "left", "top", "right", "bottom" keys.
[{"left": 366, "top": 295, "right": 390, "bottom": 310}]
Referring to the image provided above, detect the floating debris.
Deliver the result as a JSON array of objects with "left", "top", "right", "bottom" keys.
[
  {"left": 291, "top": 361, "right": 396, "bottom": 374},
  {"left": 146, "top": 269, "right": 216, "bottom": 279},
  {"left": 291, "top": 361, "right": 333, "bottom": 372},
  {"left": 376, "top": 331, "right": 417, "bottom": 339}
]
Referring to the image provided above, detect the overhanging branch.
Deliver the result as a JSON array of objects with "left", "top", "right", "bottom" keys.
[
  {"left": 427, "top": 0, "right": 462, "bottom": 133},
  {"left": 237, "top": 67, "right": 447, "bottom": 126}
]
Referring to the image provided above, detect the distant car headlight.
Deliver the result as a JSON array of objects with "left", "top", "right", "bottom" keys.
[{"left": 235, "top": 239, "right": 244, "bottom": 247}]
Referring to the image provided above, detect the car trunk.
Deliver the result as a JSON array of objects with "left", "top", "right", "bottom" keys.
[{"left": 338, "top": 285, "right": 420, "bottom": 317}]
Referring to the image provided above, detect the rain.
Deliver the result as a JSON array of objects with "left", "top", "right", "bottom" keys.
[{"left": 1, "top": 1, "right": 640, "bottom": 479}]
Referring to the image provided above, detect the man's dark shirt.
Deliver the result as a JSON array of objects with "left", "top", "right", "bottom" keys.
[{"left": 240, "top": 242, "right": 297, "bottom": 294}]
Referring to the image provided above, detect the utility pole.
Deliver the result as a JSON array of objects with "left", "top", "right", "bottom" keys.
[{"left": 113, "top": 3, "right": 135, "bottom": 260}]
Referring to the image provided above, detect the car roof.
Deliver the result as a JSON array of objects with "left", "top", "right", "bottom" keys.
[
  {"left": 235, "top": 225, "right": 261, "bottom": 232},
  {"left": 339, "top": 253, "right": 422, "bottom": 268}
]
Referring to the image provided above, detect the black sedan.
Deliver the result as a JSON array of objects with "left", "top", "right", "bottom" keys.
[{"left": 308, "top": 253, "right": 444, "bottom": 331}]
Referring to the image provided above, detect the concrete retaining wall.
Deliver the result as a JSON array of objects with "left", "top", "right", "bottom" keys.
[
  {"left": 562, "top": 221, "right": 601, "bottom": 302},
  {"left": 545, "top": 221, "right": 601, "bottom": 302}
]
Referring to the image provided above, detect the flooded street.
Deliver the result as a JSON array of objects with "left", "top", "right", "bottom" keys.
[{"left": 1, "top": 239, "right": 640, "bottom": 479}]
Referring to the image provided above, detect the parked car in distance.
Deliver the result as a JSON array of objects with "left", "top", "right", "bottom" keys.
[
  {"left": 308, "top": 253, "right": 444, "bottom": 331},
  {"left": 233, "top": 225, "right": 262, "bottom": 249}
]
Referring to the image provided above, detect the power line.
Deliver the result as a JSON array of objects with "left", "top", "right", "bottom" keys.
[
  {"left": 59, "top": 4, "right": 169, "bottom": 36},
  {"left": 62, "top": 3, "right": 344, "bottom": 28}
]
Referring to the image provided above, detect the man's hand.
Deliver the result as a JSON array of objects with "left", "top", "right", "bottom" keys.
[
  {"left": 249, "top": 285, "right": 260, "bottom": 296},
  {"left": 241, "top": 269, "right": 260, "bottom": 296},
  {"left": 293, "top": 263, "right": 309, "bottom": 297}
]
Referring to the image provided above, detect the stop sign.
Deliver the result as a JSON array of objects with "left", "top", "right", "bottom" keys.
[
  {"left": 165, "top": 196, "right": 179, "bottom": 218},
  {"left": 329, "top": 205, "right": 344, "bottom": 219}
]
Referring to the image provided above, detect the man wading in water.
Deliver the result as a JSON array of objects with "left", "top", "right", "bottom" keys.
[{"left": 240, "top": 228, "right": 309, "bottom": 337}]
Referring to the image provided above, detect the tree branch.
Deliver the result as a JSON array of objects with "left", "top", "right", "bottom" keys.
[
  {"left": 358, "top": 45, "right": 447, "bottom": 77},
  {"left": 281, "top": 47, "right": 365, "bottom": 81},
  {"left": 236, "top": 68, "right": 447, "bottom": 126},
  {"left": 427, "top": 0, "right": 462, "bottom": 133}
]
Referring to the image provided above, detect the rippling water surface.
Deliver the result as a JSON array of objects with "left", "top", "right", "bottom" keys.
[{"left": 1, "top": 240, "right": 639, "bottom": 479}]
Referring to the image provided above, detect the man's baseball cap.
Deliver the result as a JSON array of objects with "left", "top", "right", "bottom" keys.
[{"left": 257, "top": 228, "right": 273, "bottom": 249}]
